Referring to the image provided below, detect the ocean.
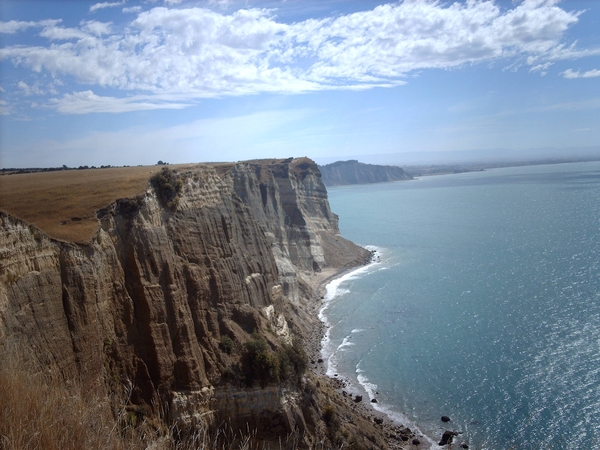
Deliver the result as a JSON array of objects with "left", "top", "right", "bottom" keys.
[{"left": 320, "top": 161, "right": 600, "bottom": 449}]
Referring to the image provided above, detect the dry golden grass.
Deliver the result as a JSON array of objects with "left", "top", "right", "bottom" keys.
[
  {"left": 0, "top": 347, "right": 145, "bottom": 450},
  {"left": 0, "top": 165, "right": 196, "bottom": 244},
  {"left": 0, "top": 345, "right": 295, "bottom": 450}
]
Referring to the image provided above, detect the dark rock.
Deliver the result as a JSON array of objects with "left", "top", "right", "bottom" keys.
[
  {"left": 460, "top": 443, "right": 469, "bottom": 449},
  {"left": 354, "top": 395, "right": 362, "bottom": 403},
  {"left": 441, "top": 415, "right": 451, "bottom": 423},
  {"left": 371, "top": 398, "right": 378, "bottom": 403},
  {"left": 317, "top": 358, "right": 324, "bottom": 363},
  {"left": 374, "top": 417, "right": 383, "bottom": 425},
  {"left": 412, "top": 438, "right": 421, "bottom": 445},
  {"left": 439, "top": 430, "right": 458, "bottom": 446}
]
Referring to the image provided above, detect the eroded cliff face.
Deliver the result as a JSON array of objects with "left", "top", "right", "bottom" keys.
[{"left": 0, "top": 158, "right": 370, "bottom": 445}]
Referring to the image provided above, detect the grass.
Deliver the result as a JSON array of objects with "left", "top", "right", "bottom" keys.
[
  {"left": 0, "top": 165, "right": 196, "bottom": 244},
  {"left": 0, "top": 346, "right": 140, "bottom": 450},
  {"left": 0, "top": 345, "right": 307, "bottom": 450}
]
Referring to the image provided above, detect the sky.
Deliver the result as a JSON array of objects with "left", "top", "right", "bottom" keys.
[{"left": 1, "top": 0, "right": 599, "bottom": 168}]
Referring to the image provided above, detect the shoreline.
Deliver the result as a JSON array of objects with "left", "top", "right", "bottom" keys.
[{"left": 306, "top": 256, "right": 434, "bottom": 450}]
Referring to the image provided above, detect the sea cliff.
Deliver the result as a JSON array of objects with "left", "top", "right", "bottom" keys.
[
  {"left": 318, "top": 160, "right": 412, "bottom": 186},
  {"left": 0, "top": 158, "right": 418, "bottom": 449}
]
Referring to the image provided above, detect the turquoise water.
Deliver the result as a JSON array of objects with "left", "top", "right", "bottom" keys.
[{"left": 321, "top": 162, "right": 600, "bottom": 449}]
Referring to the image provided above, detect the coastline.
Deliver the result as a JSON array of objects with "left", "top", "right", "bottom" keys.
[{"left": 306, "top": 253, "right": 433, "bottom": 450}]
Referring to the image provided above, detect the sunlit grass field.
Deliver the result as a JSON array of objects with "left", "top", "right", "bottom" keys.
[{"left": 0, "top": 165, "right": 194, "bottom": 243}]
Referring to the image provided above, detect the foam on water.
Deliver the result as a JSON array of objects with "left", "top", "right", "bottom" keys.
[
  {"left": 319, "top": 246, "right": 438, "bottom": 446},
  {"left": 319, "top": 245, "right": 383, "bottom": 377}
]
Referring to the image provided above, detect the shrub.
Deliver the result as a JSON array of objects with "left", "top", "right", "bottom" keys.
[
  {"left": 242, "top": 333, "right": 280, "bottom": 387},
  {"left": 322, "top": 404, "right": 337, "bottom": 428},
  {"left": 278, "top": 338, "right": 308, "bottom": 386},
  {"left": 150, "top": 167, "right": 183, "bottom": 211},
  {"left": 219, "top": 335, "right": 234, "bottom": 355}
]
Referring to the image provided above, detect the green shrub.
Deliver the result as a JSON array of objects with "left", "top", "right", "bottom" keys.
[
  {"left": 219, "top": 335, "right": 234, "bottom": 355},
  {"left": 242, "top": 333, "right": 280, "bottom": 387},
  {"left": 150, "top": 167, "right": 183, "bottom": 211},
  {"left": 278, "top": 338, "right": 308, "bottom": 386}
]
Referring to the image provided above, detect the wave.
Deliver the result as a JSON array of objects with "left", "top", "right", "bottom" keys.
[
  {"left": 319, "top": 245, "right": 384, "bottom": 375},
  {"left": 318, "top": 245, "right": 437, "bottom": 448}
]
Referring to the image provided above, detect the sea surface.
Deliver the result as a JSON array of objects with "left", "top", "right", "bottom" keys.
[{"left": 320, "top": 161, "right": 600, "bottom": 449}]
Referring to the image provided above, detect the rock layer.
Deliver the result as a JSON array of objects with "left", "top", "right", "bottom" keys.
[{"left": 0, "top": 158, "right": 371, "bottom": 445}]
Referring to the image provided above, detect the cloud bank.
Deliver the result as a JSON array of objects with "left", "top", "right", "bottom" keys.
[{"left": 0, "top": 0, "right": 586, "bottom": 114}]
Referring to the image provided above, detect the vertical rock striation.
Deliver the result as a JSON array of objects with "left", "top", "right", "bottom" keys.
[{"left": 0, "top": 158, "right": 370, "bottom": 444}]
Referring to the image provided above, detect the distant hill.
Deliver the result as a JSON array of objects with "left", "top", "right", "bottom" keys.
[{"left": 318, "top": 160, "right": 412, "bottom": 186}]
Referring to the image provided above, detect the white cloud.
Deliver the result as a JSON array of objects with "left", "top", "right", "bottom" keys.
[
  {"left": 0, "top": 19, "right": 61, "bottom": 34},
  {"left": 81, "top": 20, "right": 113, "bottom": 36},
  {"left": 90, "top": 1, "right": 126, "bottom": 13},
  {"left": 50, "top": 91, "right": 190, "bottom": 114},
  {"left": 562, "top": 68, "right": 580, "bottom": 78},
  {"left": 0, "top": 1, "right": 590, "bottom": 114},
  {"left": 17, "top": 81, "right": 45, "bottom": 96},
  {"left": 123, "top": 6, "right": 142, "bottom": 13},
  {"left": 561, "top": 68, "right": 600, "bottom": 79},
  {"left": 529, "top": 62, "right": 554, "bottom": 75},
  {"left": 39, "top": 26, "right": 91, "bottom": 40},
  {"left": 164, "top": 0, "right": 183, "bottom": 5},
  {"left": 208, "top": 0, "right": 231, "bottom": 8},
  {"left": 0, "top": 20, "right": 37, "bottom": 34},
  {"left": 583, "top": 69, "right": 600, "bottom": 78}
]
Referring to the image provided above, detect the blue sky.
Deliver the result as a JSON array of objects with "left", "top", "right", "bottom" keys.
[{"left": 1, "top": 0, "right": 599, "bottom": 168}]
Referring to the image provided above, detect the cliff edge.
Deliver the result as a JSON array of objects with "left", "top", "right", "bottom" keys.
[{"left": 0, "top": 158, "right": 410, "bottom": 449}]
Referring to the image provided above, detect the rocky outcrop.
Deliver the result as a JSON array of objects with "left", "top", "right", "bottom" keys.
[
  {"left": 0, "top": 158, "right": 372, "bottom": 447},
  {"left": 318, "top": 160, "right": 412, "bottom": 186}
]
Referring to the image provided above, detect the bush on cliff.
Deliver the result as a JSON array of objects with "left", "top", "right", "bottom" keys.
[
  {"left": 241, "top": 333, "right": 308, "bottom": 388},
  {"left": 219, "top": 335, "right": 234, "bottom": 354},
  {"left": 278, "top": 338, "right": 308, "bottom": 386},
  {"left": 242, "top": 332, "right": 280, "bottom": 387},
  {"left": 150, "top": 167, "right": 183, "bottom": 211}
]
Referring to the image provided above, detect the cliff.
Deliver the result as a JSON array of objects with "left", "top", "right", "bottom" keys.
[
  {"left": 318, "top": 160, "right": 412, "bottom": 186},
  {"left": 0, "top": 158, "right": 399, "bottom": 449}
]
